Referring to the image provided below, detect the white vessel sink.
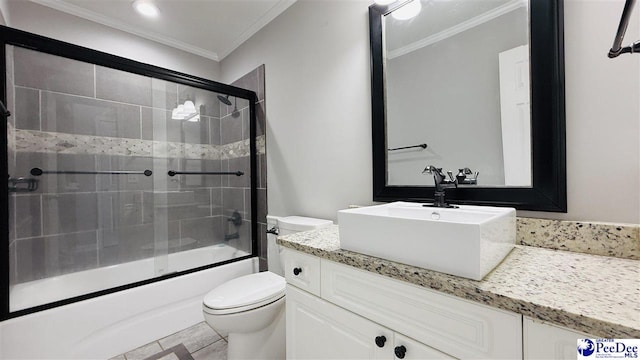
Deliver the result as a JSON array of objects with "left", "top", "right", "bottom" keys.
[{"left": 338, "top": 202, "right": 516, "bottom": 280}]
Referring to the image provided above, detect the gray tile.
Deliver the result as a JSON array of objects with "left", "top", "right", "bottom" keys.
[
  {"left": 177, "top": 159, "right": 221, "bottom": 189},
  {"left": 152, "top": 79, "right": 178, "bottom": 111},
  {"left": 14, "top": 47, "right": 94, "bottom": 97},
  {"left": 211, "top": 188, "right": 223, "bottom": 216},
  {"left": 15, "top": 231, "right": 98, "bottom": 283},
  {"left": 220, "top": 113, "right": 243, "bottom": 145},
  {"left": 9, "top": 241, "right": 17, "bottom": 285},
  {"left": 15, "top": 152, "right": 97, "bottom": 194},
  {"left": 241, "top": 107, "right": 250, "bottom": 140},
  {"left": 8, "top": 194, "right": 16, "bottom": 241},
  {"left": 258, "top": 153, "right": 267, "bottom": 188},
  {"left": 159, "top": 322, "right": 221, "bottom": 354},
  {"left": 41, "top": 92, "right": 141, "bottom": 138},
  {"left": 222, "top": 188, "right": 244, "bottom": 218},
  {"left": 108, "top": 355, "right": 126, "bottom": 360},
  {"left": 95, "top": 65, "right": 152, "bottom": 107},
  {"left": 257, "top": 64, "right": 265, "bottom": 101},
  {"left": 6, "top": 74, "right": 15, "bottom": 128},
  {"left": 180, "top": 216, "right": 224, "bottom": 247},
  {"left": 144, "top": 107, "right": 209, "bottom": 144},
  {"left": 98, "top": 222, "right": 180, "bottom": 266},
  {"left": 15, "top": 195, "right": 41, "bottom": 239},
  {"left": 228, "top": 156, "right": 250, "bottom": 188},
  {"left": 124, "top": 341, "right": 163, "bottom": 360},
  {"left": 15, "top": 87, "right": 40, "bottom": 130},
  {"left": 183, "top": 118, "right": 210, "bottom": 145},
  {"left": 256, "top": 100, "right": 266, "bottom": 137},
  {"left": 96, "top": 155, "right": 153, "bottom": 192},
  {"left": 98, "top": 192, "right": 143, "bottom": 229},
  {"left": 42, "top": 193, "right": 99, "bottom": 235},
  {"left": 257, "top": 188, "right": 267, "bottom": 224},
  {"left": 144, "top": 188, "right": 211, "bottom": 222},
  {"left": 191, "top": 339, "right": 228, "bottom": 360},
  {"left": 178, "top": 85, "right": 220, "bottom": 117},
  {"left": 244, "top": 189, "right": 252, "bottom": 221},
  {"left": 208, "top": 117, "right": 221, "bottom": 145},
  {"left": 259, "top": 223, "right": 267, "bottom": 258},
  {"left": 231, "top": 70, "right": 257, "bottom": 95},
  {"left": 227, "top": 219, "right": 252, "bottom": 254},
  {"left": 141, "top": 107, "right": 154, "bottom": 140}
]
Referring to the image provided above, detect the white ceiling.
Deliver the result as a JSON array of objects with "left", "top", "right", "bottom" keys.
[{"left": 30, "top": 0, "right": 297, "bottom": 61}]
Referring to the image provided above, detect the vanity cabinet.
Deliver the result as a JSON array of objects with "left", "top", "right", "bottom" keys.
[
  {"left": 523, "top": 317, "right": 594, "bottom": 360},
  {"left": 282, "top": 248, "right": 522, "bottom": 359},
  {"left": 286, "top": 285, "right": 452, "bottom": 359}
]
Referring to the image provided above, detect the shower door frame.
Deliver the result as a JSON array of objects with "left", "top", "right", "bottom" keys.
[{"left": 0, "top": 25, "right": 259, "bottom": 320}]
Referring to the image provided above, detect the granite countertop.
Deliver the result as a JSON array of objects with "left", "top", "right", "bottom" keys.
[{"left": 277, "top": 225, "right": 640, "bottom": 338}]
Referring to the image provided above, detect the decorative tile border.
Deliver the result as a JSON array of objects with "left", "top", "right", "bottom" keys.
[
  {"left": 517, "top": 218, "right": 639, "bottom": 260},
  {"left": 15, "top": 129, "right": 264, "bottom": 160}
]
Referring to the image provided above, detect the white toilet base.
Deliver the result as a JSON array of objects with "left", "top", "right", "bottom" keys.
[{"left": 226, "top": 303, "right": 285, "bottom": 360}]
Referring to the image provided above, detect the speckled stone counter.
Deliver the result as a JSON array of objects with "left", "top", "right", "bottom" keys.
[{"left": 277, "top": 226, "right": 640, "bottom": 339}]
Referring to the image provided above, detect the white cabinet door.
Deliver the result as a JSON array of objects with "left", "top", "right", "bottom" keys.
[
  {"left": 523, "top": 317, "right": 594, "bottom": 360},
  {"left": 286, "top": 285, "right": 392, "bottom": 359},
  {"left": 394, "top": 333, "right": 456, "bottom": 360}
]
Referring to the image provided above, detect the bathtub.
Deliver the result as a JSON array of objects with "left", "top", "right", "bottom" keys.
[{"left": 0, "top": 244, "right": 256, "bottom": 359}]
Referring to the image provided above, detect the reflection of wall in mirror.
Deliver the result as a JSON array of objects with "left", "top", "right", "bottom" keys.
[{"left": 386, "top": 8, "right": 528, "bottom": 187}]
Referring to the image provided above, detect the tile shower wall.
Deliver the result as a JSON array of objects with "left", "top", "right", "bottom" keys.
[
  {"left": 7, "top": 46, "right": 253, "bottom": 284},
  {"left": 228, "top": 65, "right": 267, "bottom": 270}
]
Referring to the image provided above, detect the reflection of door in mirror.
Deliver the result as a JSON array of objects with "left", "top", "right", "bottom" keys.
[
  {"left": 384, "top": 0, "right": 530, "bottom": 188},
  {"left": 499, "top": 45, "right": 531, "bottom": 186}
]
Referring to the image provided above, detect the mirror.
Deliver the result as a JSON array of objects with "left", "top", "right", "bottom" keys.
[{"left": 369, "top": 0, "right": 566, "bottom": 211}]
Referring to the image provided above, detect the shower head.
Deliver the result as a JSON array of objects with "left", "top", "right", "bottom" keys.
[{"left": 217, "top": 94, "right": 232, "bottom": 106}]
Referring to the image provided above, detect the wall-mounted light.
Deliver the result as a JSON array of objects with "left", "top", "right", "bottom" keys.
[
  {"left": 132, "top": 0, "right": 160, "bottom": 18},
  {"left": 172, "top": 100, "right": 199, "bottom": 122},
  {"left": 392, "top": 0, "right": 422, "bottom": 20}
]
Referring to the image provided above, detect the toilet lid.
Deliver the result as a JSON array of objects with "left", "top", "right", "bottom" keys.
[{"left": 203, "top": 272, "right": 285, "bottom": 313}]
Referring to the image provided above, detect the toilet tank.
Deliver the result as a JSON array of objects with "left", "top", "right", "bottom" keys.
[{"left": 267, "top": 216, "right": 333, "bottom": 276}]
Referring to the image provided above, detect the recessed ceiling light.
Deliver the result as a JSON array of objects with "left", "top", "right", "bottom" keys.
[{"left": 132, "top": 0, "right": 160, "bottom": 18}]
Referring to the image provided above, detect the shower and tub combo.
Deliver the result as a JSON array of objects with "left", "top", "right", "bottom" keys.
[{"left": 0, "top": 26, "right": 264, "bottom": 358}]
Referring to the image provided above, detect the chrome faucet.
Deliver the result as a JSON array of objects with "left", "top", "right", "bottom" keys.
[
  {"left": 456, "top": 168, "right": 479, "bottom": 185},
  {"left": 422, "top": 165, "right": 458, "bottom": 208}
]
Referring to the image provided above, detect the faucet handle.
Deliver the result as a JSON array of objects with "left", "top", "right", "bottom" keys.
[{"left": 446, "top": 171, "right": 455, "bottom": 182}]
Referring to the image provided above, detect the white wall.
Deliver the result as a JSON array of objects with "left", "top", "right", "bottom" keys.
[
  {"left": 0, "top": 0, "right": 9, "bottom": 26},
  {"left": 221, "top": 0, "right": 373, "bottom": 222},
  {"left": 222, "top": 0, "right": 640, "bottom": 224},
  {"left": 5, "top": 1, "right": 220, "bottom": 80}
]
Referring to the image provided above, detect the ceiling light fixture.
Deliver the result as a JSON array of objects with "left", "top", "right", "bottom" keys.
[
  {"left": 392, "top": 0, "right": 422, "bottom": 20},
  {"left": 132, "top": 0, "right": 160, "bottom": 18}
]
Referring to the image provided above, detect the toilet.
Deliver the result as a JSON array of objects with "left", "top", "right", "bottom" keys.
[{"left": 202, "top": 215, "right": 333, "bottom": 359}]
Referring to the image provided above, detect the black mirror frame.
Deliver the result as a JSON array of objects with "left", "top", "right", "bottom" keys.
[{"left": 369, "top": 0, "right": 566, "bottom": 212}]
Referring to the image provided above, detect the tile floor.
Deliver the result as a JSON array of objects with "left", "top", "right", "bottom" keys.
[{"left": 109, "top": 322, "right": 227, "bottom": 360}]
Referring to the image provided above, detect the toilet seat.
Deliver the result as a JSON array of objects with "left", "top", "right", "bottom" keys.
[{"left": 203, "top": 272, "right": 285, "bottom": 315}]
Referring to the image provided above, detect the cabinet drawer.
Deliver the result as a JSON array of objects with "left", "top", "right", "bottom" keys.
[
  {"left": 282, "top": 248, "right": 321, "bottom": 296},
  {"left": 321, "top": 260, "right": 522, "bottom": 359},
  {"left": 524, "top": 317, "right": 593, "bottom": 360}
]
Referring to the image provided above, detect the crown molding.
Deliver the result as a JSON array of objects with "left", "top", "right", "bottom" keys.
[
  {"left": 30, "top": 0, "right": 221, "bottom": 61},
  {"left": 387, "top": 0, "right": 527, "bottom": 60},
  {"left": 219, "top": 0, "right": 296, "bottom": 59},
  {"left": 29, "top": 0, "right": 295, "bottom": 62}
]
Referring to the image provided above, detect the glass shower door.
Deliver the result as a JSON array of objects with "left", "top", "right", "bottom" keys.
[{"left": 4, "top": 41, "right": 255, "bottom": 314}]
